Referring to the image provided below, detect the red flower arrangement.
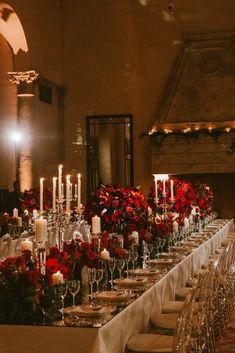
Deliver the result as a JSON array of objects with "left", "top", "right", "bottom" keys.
[
  {"left": 172, "top": 178, "right": 196, "bottom": 220},
  {"left": 148, "top": 178, "right": 196, "bottom": 220},
  {"left": 21, "top": 187, "right": 52, "bottom": 213},
  {"left": 194, "top": 183, "right": 214, "bottom": 218},
  {"left": 150, "top": 214, "right": 174, "bottom": 239},
  {"left": 84, "top": 184, "right": 149, "bottom": 245},
  {"left": 0, "top": 238, "right": 99, "bottom": 324}
]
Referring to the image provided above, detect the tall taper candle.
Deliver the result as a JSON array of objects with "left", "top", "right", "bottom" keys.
[
  {"left": 77, "top": 173, "right": 81, "bottom": 212},
  {"left": 52, "top": 177, "right": 57, "bottom": 211},
  {"left": 66, "top": 175, "right": 71, "bottom": 212},
  {"left": 40, "top": 178, "right": 44, "bottom": 214},
  {"left": 58, "top": 165, "right": 63, "bottom": 202},
  {"left": 170, "top": 179, "right": 174, "bottom": 201},
  {"left": 153, "top": 175, "right": 158, "bottom": 206}
]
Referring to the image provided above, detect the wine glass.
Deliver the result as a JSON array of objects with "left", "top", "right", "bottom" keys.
[
  {"left": 108, "top": 258, "right": 116, "bottom": 291},
  {"left": 130, "top": 248, "right": 138, "bottom": 269},
  {"left": 88, "top": 268, "right": 96, "bottom": 304},
  {"left": 116, "top": 258, "right": 125, "bottom": 278},
  {"left": 53, "top": 281, "right": 68, "bottom": 326},
  {"left": 94, "top": 269, "right": 103, "bottom": 293},
  {"left": 68, "top": 279, "right": 80, "bottom": 307},
  {"left": 146, "top": 243, "right": 154, "bottom": 260},
  {"left": 124, "top": 250, "right": 131, "bottom": 277}
]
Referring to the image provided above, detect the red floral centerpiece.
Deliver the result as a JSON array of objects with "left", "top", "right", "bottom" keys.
[
  {"left": 21, "top": 187, "right": 52, "bottom": 214},
  {"left": 194, "top": 183, "right": 214, "bottom": 219},
  {"left": 148, "top": 177, "right": 197, "bottom": 238},
  {"left": 0, "top": 238, "right": 99, "bottom": 324},
  {"left": 84, "top": 184, "right": 149, "bottom": 246}
]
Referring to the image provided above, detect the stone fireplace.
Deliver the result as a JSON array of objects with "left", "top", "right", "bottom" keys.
[{"left": 150, "top": 32, "right": 235, "bottom": 220}]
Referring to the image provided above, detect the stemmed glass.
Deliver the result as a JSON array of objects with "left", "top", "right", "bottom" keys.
[
  {"left": 146, "top": 243, "right": 154, "bottom": 260},
  {"left": 108, "top": 258, "right": 116, "bottom": 291},
  {"left": 88, "top": 268, "right": 96, "bottom": 305},
  {"left": 130, "top": 248, "right": 138, "bottom": 269},
  {"left": 124, "top": 250, "right": 131, "bottom": 277},
  {"left": 53, "top": 280, "right": 68, "bottom": 326},
  {"left": 116, "top": 258, "right": 125, "bottom": 278},
  {"left": 94, "top": 269, "right": 103, "bottom": 293},
  {"left": 159, "top": 238, "right": 166, "bottom": 253},
  {"left": 68, "top": 279, "right": 80, "bottom": 307}
]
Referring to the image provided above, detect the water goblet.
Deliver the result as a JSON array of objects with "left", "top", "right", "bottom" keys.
[
  {"left": 124, "top": 250, "right": 131, "bottom": 277},
  {"left": 108, "top": 257, "right": 116, "bottom": 291},
  {"left": 53, "top": 280, "right": 68, "bottom": 326},
  {"left": 116, "top": 258, "right": 125, "bottom": 278},
  {"left": 146, "top": 243, "right": 154, "bottom": 260},
  {"left": 130, "top": 248, "right": 138, "bottom": 269},
  {"left": 88, "top": 267, "right": 96, "bottom": 304},
  {"left": 68, "top": 279, "right": 80, "bottom": 307},
  {"left": 94, "top": 269, "right": 103, "bottom": 293},
  {"left": 159, "top": 238, "right": 166, "bottom": 253}
]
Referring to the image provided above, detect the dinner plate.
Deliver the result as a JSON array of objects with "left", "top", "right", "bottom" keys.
[
  {"left": 146, "top": 258, "right": 174, "bottom": 265},
  {"left": 114, "top": 277, "right": 148, "bottom": 287},
  {"left": 129, "top": 268, "right": 160, "bottom": 276},
  {"left": 95, "top": 290, "right": 132, "bottom": 302},
  {"left": 63, "top": 305, "right": 114, "bottom": 318}
]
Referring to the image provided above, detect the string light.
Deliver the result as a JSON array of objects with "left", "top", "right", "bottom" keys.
[{"left": 167, "top": 0, "right": 174, "bottom": 19}]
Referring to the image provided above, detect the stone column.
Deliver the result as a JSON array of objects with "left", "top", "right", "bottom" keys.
[{"left": 8, "top": 70, "right": 39, "bottom": 191}]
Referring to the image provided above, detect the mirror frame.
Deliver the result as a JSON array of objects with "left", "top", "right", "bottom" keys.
[{"left": 86, "top": 114, "right": 134, "bottom": 199}]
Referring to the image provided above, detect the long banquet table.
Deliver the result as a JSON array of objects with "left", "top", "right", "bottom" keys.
[{"left": 0, "top": 219, "right": 234, "bottom": 353}]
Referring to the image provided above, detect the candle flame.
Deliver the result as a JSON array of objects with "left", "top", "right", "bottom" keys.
[{"left": 78, "top": 173, "right": 81, "bottom": 178}]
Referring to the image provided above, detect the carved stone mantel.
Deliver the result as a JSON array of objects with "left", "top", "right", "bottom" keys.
[{"left": 151, "top": 32, "right": 235, "bottom": 175}]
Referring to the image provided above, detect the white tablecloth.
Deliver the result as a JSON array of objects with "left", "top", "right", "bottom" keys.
[{"left": 0, "top": 219, "right": 233, "bottom": 353}]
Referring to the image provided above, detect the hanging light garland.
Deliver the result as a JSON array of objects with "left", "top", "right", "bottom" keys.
[{"left": 167, "top": 0, "right": 174, "bottom": 19}]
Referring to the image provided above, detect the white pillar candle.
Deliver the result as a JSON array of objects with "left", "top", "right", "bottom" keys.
[
  {"left": 66, "top": 175, "right": 71, "bottom": 212},
  {"left": 173, "top": 221, "right": 179, "bottom": 233},
  {"left": 52, "top": 271, "right": 64, "bottom": 285},
  {"left": 70, "top": 182, "right": 73, "bottom": 200},
  {"left": 77, "top": 173, "right": 81, "bottom": 212},
  {"left": 20, "top": 239, "right": 33, "bottom": 252},
  {"left": 184, "top": 217, "right": 189, "bottom": 229},
  {"left": 13, "top": 208, "right": 18, "bottom": 218},
  {"left": 58, "top": 165, "right": 63, "bottom": 202},
  {"left": 92, "top": 215, "right": 101, "bottom": 234},
  {"left": 40, "top": 178, "right": 44, "bottom": 214},
  {"left": 52, "top": 177, "right": 57, "bottom": 211},
  {"left": 33, "top": 209, "right": 38, "bottom": 219},
  {"left": 101, "top": 248, "right": 110, "bottom": 260},
  {"left": 17, "top": 216, "right": 22, "bottom": 227},
  {"left": 35, "top": 218, "right": 48, "bottom": 242},
  {"left": 170, "top": 180, "right": 174, "bottom": 200}
]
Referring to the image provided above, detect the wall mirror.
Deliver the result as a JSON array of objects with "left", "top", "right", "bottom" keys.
[{"left": 86, "top": 114, "right": 134, "bottom": 199}]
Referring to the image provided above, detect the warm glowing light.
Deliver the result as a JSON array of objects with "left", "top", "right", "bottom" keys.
[
  {"left": 225, "top": 127, "right": 231, "bottom": 132},
  {"left": 183, "top": 128, "right": 191, "bottom": 133},
  {"left": 10, "top": 131, "right": 22, "bottom": 143},
  {"left": 164, "top": 129, "right": 172, "bottom": 134}
]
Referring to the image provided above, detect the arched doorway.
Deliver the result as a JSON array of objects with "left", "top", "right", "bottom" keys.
[{"left": 0, "top": 2, "right": 28, "bottom": 192}]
